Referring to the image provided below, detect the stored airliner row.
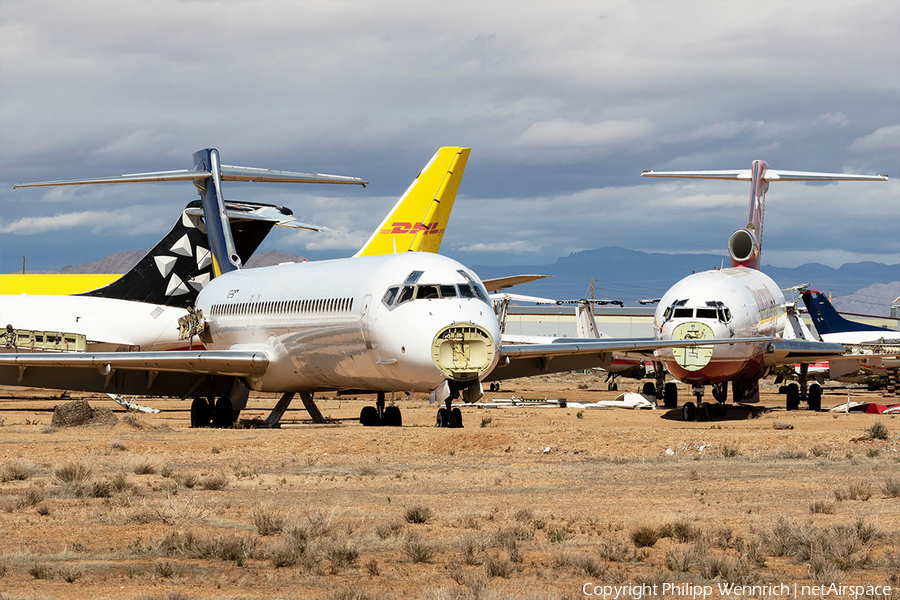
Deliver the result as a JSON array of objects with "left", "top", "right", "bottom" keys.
[
  {"left": 0, "top": 148, "right": 764, "bottom": 429},
  {"left": 642, "top": 162, "right": 889, "bottom": 418}
]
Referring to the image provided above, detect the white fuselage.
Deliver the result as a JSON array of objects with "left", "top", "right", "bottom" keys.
[
  {"left": 654, "top": 267, "right": 786, "bottom": 384},
  {"left": 0, "top": 295, "right": 192, "bottom": 352},
  {"left": 195, "top": 252, "right": 501, "bottom": 393}
]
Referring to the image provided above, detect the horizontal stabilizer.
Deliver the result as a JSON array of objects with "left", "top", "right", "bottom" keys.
[
  {"left": 640, "top": 169, "right": 888, "bottom": 182},
  {"left": 183, "top": 204, "right": 332, "bottom": 232},
  {"left": 482, "top": 274, "right": 550, "bottom": 292},
  {"left": 489, "top": 292, "right": 557, "bottom": 304},
  {"left": 14, "top": 166, "right": 367, "bottom": 188}
]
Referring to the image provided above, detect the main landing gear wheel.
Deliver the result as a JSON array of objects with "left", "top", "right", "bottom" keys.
[
  {"left": 608, "top": 382, "right": 618, "bottom": 391},
  {"left": 682, "top": 402, "right": 696, "bottom": 421},
  {"left": 383, "top": 405, "right": 402, "bottom": 427},
  {"left": 713, "top": 402, "right": 728, "bottom": 418},
  {"left": 360, "top": 405, "right": 379, "bottom": 426},
  {"left": 436, "top": 408, "right": 449, "bottom": 428},
  {"left": 190, "top": 397, "right": 211, "bottom": 428},
  {"left": 664, "top": 382, "right": 678, "bottom": 409},
  {"left": 213, "top": 397, "right": 234, "bottom": 428},
  {"left": 642, "top": 382, "right": 656, "bottom": 396},
  {"left": 785, "top": 383, "right": 800, "bottom": 411},
  {"left": 807, "top": 383, "right": 822, "bottom": 412},
  {"left": 359, "top": 392, "right": 403, "bottom": 427}
]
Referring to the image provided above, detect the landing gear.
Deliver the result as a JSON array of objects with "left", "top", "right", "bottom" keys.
[
  {"left": 682, "top": 402, "right": 696, "bottom": 421},
  {"left": 359, "top": 391, "right": 403, "bottom": 427},
  {"left": 663, "top": 382, "right": 678, "bottom": 409},
  {"left": 681, "top": 385, "right": 706, "bottom": 421},
  {"left": 712, "top": 382, "right": 728, "bottom": 403},
  {"left": 785, "top": 383, "right": 800, "bottom": 411},
  {"left": 488, "top": 382, "right": 501, "bottom": 392},
  {"left": 190, "top": 397, "right": 211, "bottom": 428},
  {"left": 642, "top": 382, "right": 656, "bottom": 397},
  {"left": 605, "top": 372, "right": 619, "bottom": 391},
  {"left": 435, "top": 391, "right": 463, "bottom": 428},
  {"left": 213, "top": 396, "right": 234, "bottom": 428},
  {"left": 808, "top": 383, "right": 822, "bottom": 412}
]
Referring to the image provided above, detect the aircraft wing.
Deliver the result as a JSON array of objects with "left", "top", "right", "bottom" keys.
[
  {"left": 761, "top": 340, "right": 847, "bottom": 367},
  {"left": 13, "top": 167, "right": 367, "bottom": 188},
  {"left": 0, "top": 350, "right": 268, "bottom": 376},
  {"left": 487, "top": 337, "right": 771, "bottom": 381},
  {"left": 482, "top": 275, "right": 549, "bottom": 292},
  {"left": 0, "top": 350, "right": 269, "bottom": 398}
]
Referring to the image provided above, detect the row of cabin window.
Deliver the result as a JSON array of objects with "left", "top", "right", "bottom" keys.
[{"left": 212, "top": 297, "right": 354, "bottom": 317}]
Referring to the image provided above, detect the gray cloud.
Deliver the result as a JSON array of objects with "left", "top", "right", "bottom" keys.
[{"left": 1, "top": 0, "right": 898, "bottom": 273}]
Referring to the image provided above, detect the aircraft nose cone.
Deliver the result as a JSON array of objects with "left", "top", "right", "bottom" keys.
[
  {"left": 670, "top": 321, "right": 715, "bottom": 372},
  {"left": 431, "top": 323, "right": 496, "bottom": 381}
]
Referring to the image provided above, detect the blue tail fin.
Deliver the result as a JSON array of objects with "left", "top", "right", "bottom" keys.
[{"left": 801, "top": 290, "right": 885, "bottom": 335}]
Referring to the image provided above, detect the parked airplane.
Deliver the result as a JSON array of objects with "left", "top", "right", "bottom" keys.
[
  {"left": 0, "top": 200, "right": 340, "bottom": 352},
  {"left": 0, "top": 148, "right": 765, "bottom": 429},
  {"left": 642, "top": 162, "right": 889, "bottom": 418},
  {"left": 802, "top": 289, "right": 900, "bottom": 344}
]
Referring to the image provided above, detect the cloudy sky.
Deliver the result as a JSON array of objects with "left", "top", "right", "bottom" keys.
[{"left": 1, "top": 0, "right": 898, "bottom": 275}]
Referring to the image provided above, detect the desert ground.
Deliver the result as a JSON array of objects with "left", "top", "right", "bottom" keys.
[{"left": 0, "top": 374, "right": 898, "bottom": 600}]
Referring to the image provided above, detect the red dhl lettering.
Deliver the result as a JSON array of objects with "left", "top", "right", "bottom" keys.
[{"left": 379, "top": 222, "right": 444, "bottom": 235}]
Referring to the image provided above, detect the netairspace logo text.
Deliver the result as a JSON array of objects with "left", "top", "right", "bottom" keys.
[{"left": 582, "top": 582, "right": 893, "bottom": 599}]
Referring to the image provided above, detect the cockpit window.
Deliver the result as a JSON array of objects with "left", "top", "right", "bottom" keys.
[
  {"left": 416, "top": 285, "right": 439, "bottom": 299},
  {"left": 382, "top": 286, "right": 399, "bottom": 307},
  {"left": 673, "top": 308, "right": 693, "bottom": 318},
  {"left": 398, "top": 286, "right": 415, "bottom": 304},
  {"left": 440, "top": 285, "right": 457, "bottom": 298},
  {"left": 404, "top": 270, "right": 424, "bottom": 285},
  {"left": 695, "top": 308, "right": 717, "bottom": 319},
  {"left": 458, "top": 284, "right": 475, "bottom": 298}
]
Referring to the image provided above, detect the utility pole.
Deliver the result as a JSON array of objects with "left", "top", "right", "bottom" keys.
[
  {"left": 590, "top": 278, "right": 594, "bottom": 302},
  {"left": 22, "top": 256, "right": 25, "bottom": 275}
]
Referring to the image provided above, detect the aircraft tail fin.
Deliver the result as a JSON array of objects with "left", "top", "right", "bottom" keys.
[
  {"left": 82, "top": 201, "right": 300, "bottom": 308},
  {"left": 641, "top": 165, "right": 888, "bottom": 270},
  {"left": 801, "top": 290, "right": 888, "bottom": 335},
  {"left": 574, "top": 301, "right": 602, "bottom": 338},
  {"left": 355, "top": 147, "right": 470, "bottom": 257}
]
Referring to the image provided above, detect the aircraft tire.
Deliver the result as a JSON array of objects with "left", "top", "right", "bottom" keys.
[
  {"left": 664, "top": 382, "right": 678, "bottom": 408},
  {"left": 360, "top": 406, "right": 379, "bottom": 426},
  {"left": 785, "top": 384, "right": 800, "bottom": 411},
  {"left": 436, "top": 408, "right": 449, "bottom": 428},
  {"left": 213, "top": 397, "right": 233, "bottom": 428},
  {"left": 190, "top": 397, "right": 211, "bottom": 428},
  {"left": 808, "top": 384, "right": 822, "bottom": 412},
  {"left": 642, "top": 382, "right": 656, "bottom": 396},
  {"left": 698, "top": 402, "right": 711, "bottom": 421},
  {"left": 713, "top": 402, "right": 728, "bottom": 418},
  {"left": 450, "top": 407, "right": 463, "bottom": 428},
  {"left": 383, "top": 406, "right": 402, "bottom": 427},
  {"left": 682, "top": 402, "right": 696, "bottom": 421}
]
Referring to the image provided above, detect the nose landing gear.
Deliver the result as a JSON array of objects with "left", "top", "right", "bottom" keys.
[
  {"left": 359, "top": 391, "right": 403, "bottom": 427},
  {"left": 436, "top": 392, "right": 463, "bottom": 428}
]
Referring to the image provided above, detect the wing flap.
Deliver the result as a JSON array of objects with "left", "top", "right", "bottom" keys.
[
  {"left": 762, "top": 340, "right": 846, "bottom": 367},
  {"left": 0, "top": 350, "right": 269, "bottom": 377}
]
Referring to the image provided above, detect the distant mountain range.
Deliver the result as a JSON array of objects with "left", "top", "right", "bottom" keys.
[{"left": 42, "top": 246, "right": 900, "bottom": 317}]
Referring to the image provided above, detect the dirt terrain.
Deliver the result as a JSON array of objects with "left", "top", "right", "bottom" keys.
[{"left": 0, "top": 374, "right": 898, "bottom": 600}]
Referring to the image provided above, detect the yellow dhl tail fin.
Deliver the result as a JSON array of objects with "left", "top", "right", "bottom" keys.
[{"left": 354, "top": 147, "right": 470, "bottom": 257}]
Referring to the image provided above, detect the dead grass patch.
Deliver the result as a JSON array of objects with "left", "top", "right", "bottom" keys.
[
  {"left": 405, "top": 505, "right": 432, "bottom": 524},
  {"left": 250, "top": 505, "right": 285, "bottom": 536},
  {"left": 54, "top": 461, "right": 92, "bottom": 484}
]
